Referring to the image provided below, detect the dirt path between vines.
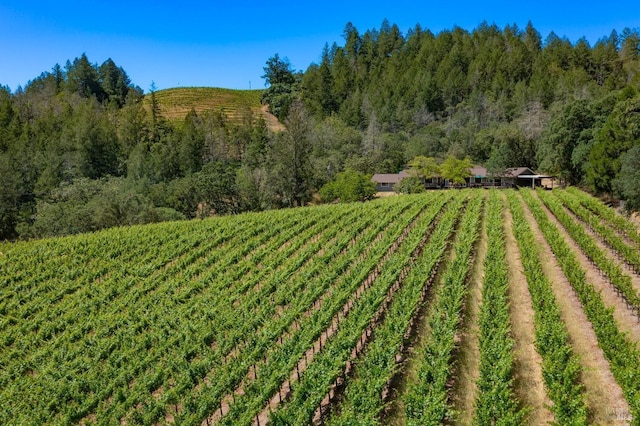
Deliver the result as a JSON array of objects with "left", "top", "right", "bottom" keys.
[
  {"left": 563, "top": 205, "right": 640, "bottom": 314},
  {"left": 247, "top": 205, "right": 435, "bottom": 426},
  {"left": 542, "top": 198, "right": 640, "bottom": 344},
  {"left": 520, "top": 193, "right": 630, "bottom": 425},
  {"left": 447, "top": 194, "right": 486, "bottom": 425},
  {"left": 502, "top": 197, "right": 553, "bottom": 425},
  {"left": 384, "top": 206, "right": 463, "bottom": 426}
]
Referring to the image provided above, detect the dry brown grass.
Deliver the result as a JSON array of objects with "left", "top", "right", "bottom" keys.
[
  {"left": 503, "top": 195, "right": 554, "bottom": 425},
  {"left": 143, "top": 87, "right": 284, "bottom": 131},
  {"left": 447, "top": 194, "right": 487, "bottom": 425},
  {"left": 522, "top": 192, "right": 630, "bottom": 425}
]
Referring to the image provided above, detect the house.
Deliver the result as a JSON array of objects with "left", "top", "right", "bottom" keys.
[
  {"left": 371, "top": 170, "right": 410, "bottom": 192},
  {"left": 446, "top": 165, "right": 493, "bottom": 188},
  {"left": 467, "top": 165, "right": 489, "bottom": 187},
  {"left": 498, "top": 167, "right": 555, "bottom": 188},
  {"left": 371, "top": 166, "right": 556, "bottom": 191}
]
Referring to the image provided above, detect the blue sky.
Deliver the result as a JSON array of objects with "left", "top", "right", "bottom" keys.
[{"left": 1, "top": 1, "right": 639, "bottom": 93}]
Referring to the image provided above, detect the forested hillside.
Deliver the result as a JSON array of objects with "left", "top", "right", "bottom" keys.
[
  {"left": 1, "top": 21, "right": 640, "bottom": 240},
  {"left": 289, "top": 20, "right": 640, "bottom": 197}
]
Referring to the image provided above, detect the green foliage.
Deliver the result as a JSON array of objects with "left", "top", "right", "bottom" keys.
[
  {"left": 613, "top": 145, "right": 640, "bottom": 212},
  {"left": 3, "top": 21, "right": 640, "bottom": 238},
  {"left": 268, "top": 101, "right": 313, "bottom": 207},
  {"left": 394, "top": 176, "right": 426, "bottom": 194},
  {"left": 3, "top": 187, "right": 638, "bottom": 423},
  {"left": 537, "top": 100, "right": 596, "bottom": 184},
  {"left": 404, "top": 191, "right": 483, "bottom": 425},
  {"left": 440, "top": 156, "right": 473, "bottom": 185},
  {"left": 309, "top": 115, "right": 363, "bottom": 185},
  {"left": 506, "top": 190, "right": 588, "bottom": 424},
  {"left": 473, "top": 191, "right": 526, "bottom": 425},
  {"left": 270, "top": 193, "right": 466, "bottom": 425},
  {"left": 407, "top": 155, "right": 440, "bottom": 179},
  {"left": 319, "top": 169, "right": 376, "bottom": 202},
  {"left": 484, "top": 123, "right": 537, "bottom": 173},
  {"left": 325, "top": 193, "right": 457, "bottom": 425},
  {"left": 540, "top": 189, "right": 640, "bottom": 309},
  {"left": 24, "top": 177, "right": 184, "bottom": 238},
  {"left": 99, "top": 58, "right": 132, "bottom": 106},
  {"left": 261, "top": 54, "right": 299, "bottom": 121},
  {"left": 523, "top": 189, "right": 640, "bottom": 421},
  {"left": 404, "top": 126, "right": 447, "bottom": 161},
  {"left": 587, "top": 92, "right": 640, "bottom": 193},
  {"left": 0, "top": 153, "right": 21, "bottom": 239},
  {"left": 65, "top": 54, "right": 104, "bottom": 99},
  {"left": 193, "top": 160, "right": 241, "bottom": 215}
]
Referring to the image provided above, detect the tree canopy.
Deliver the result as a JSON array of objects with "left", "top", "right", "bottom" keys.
[{"left": 319, "top": 169, "right": 376, "bottom": 202}]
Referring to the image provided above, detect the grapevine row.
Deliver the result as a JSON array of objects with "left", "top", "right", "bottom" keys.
[
  {"left": 0, "top": 202, "right": 382, "bottom": 424},
  {"left": 322, "top": 190, "right": 462, "bottom": 425},
  {"left": 473, "top": 190, "right": 524, "bottom": 424},
  {"left": 555, "top": 189, "right": 640, "bottom": 276},
  {"left": 1, "top": 205, "right": 334, "bottom": 423},
  {"left": 403, "top": 190, "right": 483, "bottom": 425},
  {"left": 267, "top": 192, "right": 467, "bottom": 424},
  {"left": 505, "top": 190, "right": 588, "bottom": 424},
  {"left": 521, "top": 189, "right": 640, "bottom": 421},
  {"left": 186, "top": 196, "right": 428, "bottom": 425},
  {"left": 536, "top": 189, "right": 640, "bottom": 315},
  {"left": 219, "top": 195, "right": 453, "bottom": 426},
  {"left": 105, "top": 200, "right": 396, "bottom": 423},
  {"left": 566, "top": 186, "right": 640, "bottom": 249}
]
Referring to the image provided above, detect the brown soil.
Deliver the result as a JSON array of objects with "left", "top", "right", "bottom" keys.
[
  {"left": 375, "top": 191, "right": 399, "bottom": 198},
  {"left": 503, "top": 197, "right": 554, "bottom": 425},
  {"left": 230, "top": 206, "right": 431, "bottom": 426},
  {"left": 544, "top": 197, "right": 640, "bottom": 344},
  {"left": 384, "top": 216, "right": 460, "bottom": 426},
  {"left": 520, "top": 193, "right": 630, "bottom": 425},
  {"left": 630, "top": 212, "right": 640, "bottom": 229},
  {"left": 563, "top": 206, "right": 640, "bottom": 315},
  {"left": 448, "top": 195, "right": 486, "bottom": 425},
  {"left": 260, "top": 105, "right": 285, "bottom": 132}
]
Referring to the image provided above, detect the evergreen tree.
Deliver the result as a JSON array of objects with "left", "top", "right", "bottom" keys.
[
  {"left": 538, "top": 100, "right": 596, "bottom": 184},
  {"left": 587, "top": 92, "right": 640, "bottom": 193},
  {"left": 270, "top": 101, "right": 312, "bottom": 206},
  {"left": 613, "top": 145, "right": 640, "bottom": 212},
  {"left": 65, "top": 54, "right": 104, "bottom": 99},
  {"left": 99, "top": 58, "right": 131, "bottom": 105},
  {"left": 261, "top": 54, "right": 298, "bottom": 121}
]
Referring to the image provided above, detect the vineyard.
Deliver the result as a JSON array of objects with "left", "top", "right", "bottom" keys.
[
  {"left": 144, "top": 87, "right": 283, "bottom": 130},
  {"left": 2, "top": 188, "right": 640, "bottom": 425}
]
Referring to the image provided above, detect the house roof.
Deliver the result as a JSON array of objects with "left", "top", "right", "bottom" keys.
[
  {"left": 469, "top": 165, "right": 488, "bottom": 178},
  {"left": 371, "top": 166, "right": 542, "bottom": 183},
  {"left": 500, "top": 167, "right": 535, "bottom": 178},
  {"left": 371, "top": 170, "right": 410, "bottom": 184}
]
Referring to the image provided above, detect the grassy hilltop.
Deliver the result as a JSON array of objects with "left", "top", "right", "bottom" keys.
[{"left": 144, "top": 86, "right": 283, "bottom": 130}]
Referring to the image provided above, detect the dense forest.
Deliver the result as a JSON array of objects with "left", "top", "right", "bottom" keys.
[{"left": 1, "top": 20, "right": 640, "bottom": 240}]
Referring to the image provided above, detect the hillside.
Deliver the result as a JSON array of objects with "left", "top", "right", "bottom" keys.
[
  {"left": 144, "top": 87, "right": 284, "bottom": 130},
  {"left": 4, "top": 22, "right": 640, "bottom": 242},
  {"left": 3, "top": 188, "right": 640, "bottom": 424}
]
